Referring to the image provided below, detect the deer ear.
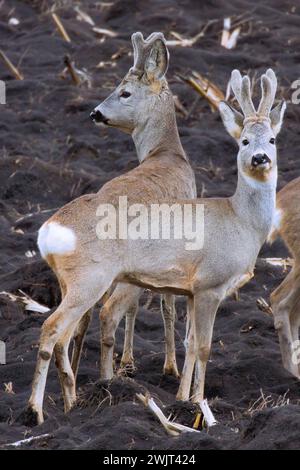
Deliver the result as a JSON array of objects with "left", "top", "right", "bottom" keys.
[
  {"left": 219, "top": 101, "right": 244, "bottom": 140},
  {"left": 144, "top": 38, "right": 169, "bottom": 81},
  {"left": 270, "top": 100, "right": 286, "bottom": 136}
]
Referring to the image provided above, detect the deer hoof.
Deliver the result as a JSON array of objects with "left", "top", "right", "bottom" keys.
[{"left": 17, "top": 405, "right": 44, "bottom": 427}]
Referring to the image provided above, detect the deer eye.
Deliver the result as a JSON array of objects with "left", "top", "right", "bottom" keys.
[
  {"left": 120, "top": 91, "right": 131, "bottom": 99},
  {"left": 270, "top": 137, "right": 275, "bottom": 144},
  {"left": 242, "top": 138, "right": 249, "bottom": 146}
]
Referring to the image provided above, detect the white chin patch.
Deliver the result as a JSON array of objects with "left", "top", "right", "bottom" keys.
[
  {"left": 95, "top": 121, "right": 107, "bottom": 127},
  {"left": 38, "top": 222, "right": 76, "bottom": 258}
]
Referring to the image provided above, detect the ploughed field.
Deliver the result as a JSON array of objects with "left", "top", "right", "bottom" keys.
[{"left": 1, "top": 0, "right": 300, "bottom": 450}]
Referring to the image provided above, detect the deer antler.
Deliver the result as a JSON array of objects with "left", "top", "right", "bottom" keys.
[
  {"left": 257, "top": 68, "right": 277, "bottom": 117},
  {"left": 230, "top": 70, "right": 256, "bottom": 119},
  {"left": 130, "top": 31, "right": 167, "bottom": 77},
  {"left": 230, "top": 68, "right": 277, "bottom": 123}
]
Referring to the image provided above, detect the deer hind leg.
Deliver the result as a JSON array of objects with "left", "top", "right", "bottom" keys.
[
  {"left": 271, "top": 269, "right": 300, "bottom": 379},
  {"left": 70, "top": 286, "right": 115, "bottom": 380},
  {"left": 176, "top": 296, "right": 196, "bottom": 401},
  {"left": 191, "top": 289, "right": 221, "bottom": 403},
  {"left": 54, "top": 326, "right": 78, "bottom": 413},
  {"left": 51, "top": 276, "right": 86, "bottom": 408},
  {"left": 70, "top": 309, "right": 93, "bottom": 381},
  {"left": 28, "top": 277, "right": 112, "bottom": 425},
  {"left": 51, "top": 279, "right": 81, "bottom": 413},
  {"left": 290, "top": 299, "right": 300, "bottom": 378},
  {"left": 120, "top": 286, "right": 142, "bottom": 370},
  {"left": 161, "top": 294, "right": 179, "bottom": 378},
  {"left": 44, "top": 276, "right": 92, "bottom": 411},
  {"left": 100, "top": 283, "right": 142, "bottom": 380},
  {"left": 290, "top": 300, "right": 300, "bottom": 345}
]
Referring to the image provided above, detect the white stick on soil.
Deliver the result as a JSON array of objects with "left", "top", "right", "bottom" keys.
[
  {"left": 200, "top": 399, "right": 217, "bottom": 427},
  {"left": 136, "top": 393, "right": 200, "bottom": 436},
  {"left": 0, "top": 290, "right": 50, "bottom": 313},
  {"left": 2, "top": 434, "right": 52, "bottom": 448}
]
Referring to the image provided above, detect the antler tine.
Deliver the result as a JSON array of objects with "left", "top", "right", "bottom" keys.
[
  {"left": 266, "top": 68, "right": 277, "bottom": 96},
  {"left": 130, "top": 31, "right": 166, "bottom": 76},
  {"left": 240, "top": 76, "right": 256, "bottom": 117},
  {"left": 145, "top": 32, "right": 166, "bottom": 44},
  {"left": 230, "top": 70, "right": 256, "bottom": 119},
  {"left": 257, "top": 68, "right": 277, "bottom": 117}
]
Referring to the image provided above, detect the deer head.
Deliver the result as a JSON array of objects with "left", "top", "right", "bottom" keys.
[
  {"left": 219, "top": 69, "right": 286, "bottom": 183},
  {"left": 90, "top": 32, "right": 170, "bottom": 135}
]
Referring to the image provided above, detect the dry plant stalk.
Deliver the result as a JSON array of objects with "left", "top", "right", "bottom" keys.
[
  {"left": 247, "top": 389, "right": 290, "bottom": 417},
  {"left": 256, "top": 297, "right": 273, "bottom": 316},
  {"left": 0, "top": 290, "right": 50, "bottom": 313},
  {"left": 52, "top": 13, "right": 71, "bottom": 43},
  {"left": 111, "top": 47, "right": 127, "bottom": 61},
  {"left": 74, "top": 6, "right": 95, "bottom": 26},
  {"left": 25, "top": 250, "right": 36, "bottom": 258},
  {"left": 263, "top": 257, "right": 293, "bottom": 271},
  {"left": 199, "top": 399, "right": 217, "bottom": 427},
  {"left": 4, "top": 382, "right": 14, "bottom": 394},
  {"left": 166, "top": 31, "right": 203, "bottom": 47},
  {"left": 1, "top": 434, "right": 52, "bottom": 449},
  {"left": 98, "top": 2, "right": 114, "bottom": 12},
  {"left": 166, "top": 20, "right": 218, "bottom": 47},
  {"left": 61, "top": 56, "right": 92, "bottom": 88},
  {"left": 93, "top": 26, "right": 118, "bottom": 38},
  {"left": 0, "top": 49, "right": 23, "bottom": 80},
  {"left": 136, "top": 393, "right": 200, "bottom": 436},
  {"left": 180, "top": 72, "right": 224, "bottom": 112},
  {"left": 221, "top": 17, "right": 241, "bottom": 49},
  {"left": 96, "top": 60, "right": 117, "bottom": 69},
  {"left": 64, "top": 55, "right": 81, "bottom": 85},
  {"left": 173, "top": 95, "right": 188, "bottom": 117}
]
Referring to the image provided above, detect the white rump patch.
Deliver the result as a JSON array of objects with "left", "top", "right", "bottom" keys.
[{"left": 38, "top": 222, "right": 76, "bottom": 258}]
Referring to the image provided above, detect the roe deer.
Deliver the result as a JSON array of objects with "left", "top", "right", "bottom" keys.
[
  {"left": 269, "top": 177, "right": 300, "bottom": 379},
  {"left": 26, "top": 32, "right": 196, "bottom": 425},
  {"left": 72, "top": 32, "right": 197, "bottom": 381},
  {"left": 27, "top": 67, "right": 285, "bottom": 425}
]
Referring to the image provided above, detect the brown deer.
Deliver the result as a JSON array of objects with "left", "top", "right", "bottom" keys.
[
  {"left": 71, "top": 32, "right": 197, "bottom": 382},
  {"left": 269, "top": 178, "right": 300, "bottom": 379},
  {"left": 26, "top": 31, "right": 196, "bottom": 425},
  {"left": 26, "top": 67, "right": 285, "bottom": 425}
]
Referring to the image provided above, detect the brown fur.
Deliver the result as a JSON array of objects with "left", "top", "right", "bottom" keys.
[
  {"left": 270, "top": 177, "right": 300, "bottom": 379},
  {"left": 244, "top": 166, "right": 273, "bottom": 182}
]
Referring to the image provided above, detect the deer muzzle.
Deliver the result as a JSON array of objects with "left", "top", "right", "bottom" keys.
[
  {"left": 90, "top": 110, "right": 109, "bottom": 125},
  {"left": 251, "top": 153, "right": 271, "bottom": 168}
]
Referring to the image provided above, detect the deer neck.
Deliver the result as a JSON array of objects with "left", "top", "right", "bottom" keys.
[
  {"left": 231, "top": 166, "right": 278, "bottom": 241},
  {"left": 132, "top": 96, "right": 186, "bottom": 163}
]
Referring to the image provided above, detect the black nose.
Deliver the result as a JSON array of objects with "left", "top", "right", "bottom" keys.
[
  {"left": 90, "top": 110, "right": 105, "bottom": 123},
  {"left": 251, "top": 153, "right": 271, "bottom": 167}
]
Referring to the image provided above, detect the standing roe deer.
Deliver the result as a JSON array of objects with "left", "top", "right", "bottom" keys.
[
  {"left": 71, "top": 32, "right": 197, "bottom": 381},
  {"left": 269, "top": 177, "right": 300, "bottom": 379},
  {"left": 26, "top": 67, "right": 285, "bottom": 424},
  {"left": 26, "top": 31, "right": 196, "bottom": 425},
  {"left": 72, "top": 33, "right": 196, "bottom": 378},
  {"left": 92, "top": 68, "right": 286, "bottom": 404}
]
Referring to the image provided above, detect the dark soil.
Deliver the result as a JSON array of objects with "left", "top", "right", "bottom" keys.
[{"left": 1, "top": 0, "right": 300, "bottom": 450}]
